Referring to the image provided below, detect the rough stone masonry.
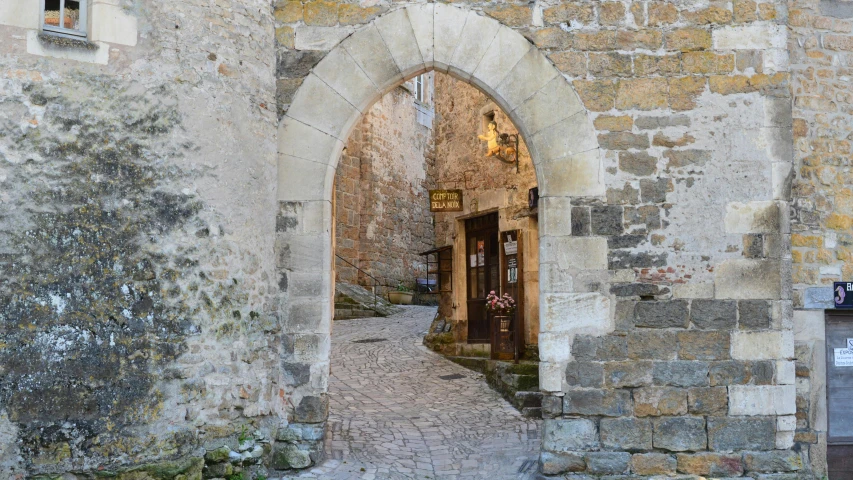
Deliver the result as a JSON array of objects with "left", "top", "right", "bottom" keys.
[{"left": 0, "top": 0, "right": 847, "bottom": 478}]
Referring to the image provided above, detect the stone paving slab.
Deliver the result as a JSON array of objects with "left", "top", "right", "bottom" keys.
[{"left": 282, "top": 306, "right": 541, "bottom": 479}]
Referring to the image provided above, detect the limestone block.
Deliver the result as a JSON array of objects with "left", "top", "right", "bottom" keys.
[
  {"left": 278, "top": 116, "right": 343, "bottom": 166},
  {"left": 540, "top": 263, "right": 574, "bottom": 293},
  {"left": 714, "top": 259, "right": 782, "bottom": 300},
  {"left": 566, "top": 361, "right": 605, "bottom": 387},
  {"left": 543, "top": 418, "right": 599, "bottom": 452},
  {"left": 776, "top": 360, "right": 795, "bottom": 385},
  {"left": 707, "top": 417, "right": 776, "bottom": 451},
  {"left": 471, "top": 26, "right": 532, "bottom": 103},
  {"left": 91, "top": 2, "right": 138, "bottom": 46},
  {"left": 539, "top": 451, "right": 585, "bottom": 474},
  {"left": 277, "top": 233, "right": 331, "bottom": 273},
  {"left": 448, "top": 12, "right": 501, "bottom": 80},
  {"left": 724, "top": 201, "right": 783, "bottom": 234},
  {"left": 539, "top": 332, "right": 572, "bottom": 362},
  {"left": 513, "top": 76, "right": 585, "bottom": 137},
  {"left": 341, "top": 25, "right": 403, "bottom": 93},
  {"left": 309, "top": 361, "right": 330, "bottom": 391},
  {"left": 772, "top": 162, "right": 793, "bottom": 204},
  {"left": 673, "top": 282, "right": 715, "bottom": 299},
  {"left": 743, "top": 451, "right": 803, "bottom": 472},
  {"left": 729, "top": 385, "right": 796, "bottom": 415},
  {"left": 287, "top": 272, "right": 329, "bottom": 298},
  {"left": 0, "top": 1, "right": 39, "bottom": 28},
  {"left": 563, "top": 389, "right": 633, "bottom": 416},
  {"left": 763, "top": 127, "right": 794, "bottom": 167},
  {"left": 541, "top": 292, "right": 610, "bottom": 334},
  {"left": 531, "top": 112, "right": 597, "bottom": 163},
  {"left": 433, "top": 3, "right": 468, "bottom": 72},
  {"left": 585, "top": 452, "right": 631, "bottom": 475},
  {"left": 539, "top": 197, "right": 572, "bottom": 237},
  {"left": 284, "top": 298, "right": 331, "bottom": 334},
  {"left": 277, "top": 154, "right": 334, "bottom": 202},
  {"left": 284, "top": 334, "right": 331, "bottom": 362},
  {"left": 373, "top": 8, "right": 424, "bottom": 78},
  {"left": 652, "top": 417, "right": 707, "bottom": 451},
  {"left": 539, "top": 361, "right": 565, "bottom": 392},
  {"left": 731, "top": 331, "right": 794, "bottom": 360},
  {"left": 541, "top": 236, "right": 608, "bottom": 271},
  {"left": 712, "top": 24, "right": 786, "bottom": 50},
  {"left": 764, "top": 96, "right": 793, "bottom": 128},
  {"left": 803, "top": 287, "right": 834, "bottom": 309},
  {"left": 676, "top": 452, "right": 744, "bottom": 477},
  {"left": 300, "top": 200, "right": 333, "bottom": 235},
  {"left": 495, "top": 48, "right": 560, "bottom": 112},
  {"left": 777, "top": 415, "right": 797, "bottom": 432},
  {"left": 601, "top": 418, "right": 652, "bottom": 450},
  {"left": 538, "top": 150, "right": 605, "bottom": 198},
  {"left": 776, "top": 431, "right": 795, "bottom": 449},
  {"left": 286, "top": 74, "right": 360, "bottom": 139},
  {"left": 653, "top": 361, "right": 709, "bottom": 387},
  {"left": 764, "top": 48, "right": 789, "bottom": 74},
  {"left": 688, "top": 387, "right": 728, "bottom": 416},
  {"left": 405, "top": 4, "right": 434, "bottom": 67},
  {"left": 312, "top": 47, "right": 381, "bottom": 112},
  {"left": 632, "top": 453, "right": 677, "bottom": 475},
  {"left": 295, "top": 25, "right": 354, "bottom": 51},
  {"left": 635, "top": 300, "right": 689, "bottom": 329}
]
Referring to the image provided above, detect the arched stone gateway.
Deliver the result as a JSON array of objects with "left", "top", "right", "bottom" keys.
[
  {"left": 276, "top": 1, "right": 608, "bottom": 431},
  {"left": 275, "top": 3, "right": 802, "bottom": 476}
]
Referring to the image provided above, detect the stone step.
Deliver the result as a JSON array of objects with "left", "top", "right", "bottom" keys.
[
  {"left": 335, "top": 282, "right": 402, "bottom": 318},
  {"left": 514, "top": 391, "right": 543, "bottom": 409},
  {"left": 521, "top": 407, "right": 542, "bottom": 418}
]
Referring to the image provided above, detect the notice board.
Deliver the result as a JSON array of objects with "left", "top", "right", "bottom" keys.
[{"left": 826, "top": 311, "right": 853, "bottom": 444}]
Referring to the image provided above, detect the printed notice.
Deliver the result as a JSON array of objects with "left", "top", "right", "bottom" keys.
[
  {"left": 835, "top": 348, "right": 853, "bottom": 367},
  {"left": 848, "top": 338, "right": 853, "bottom": 350}
]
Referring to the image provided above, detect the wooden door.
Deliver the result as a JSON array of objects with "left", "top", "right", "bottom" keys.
[
  {"left": 466, "top": 213, "right": 499, "bottom": 344},
  {"left": 500, "top": 230, "right": 523, "bottom": 359},
  {"left": 826, "top": 311, "right": 853, "bottom": 479}
]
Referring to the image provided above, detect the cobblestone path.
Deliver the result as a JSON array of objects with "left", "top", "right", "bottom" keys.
[{"left": 297, "top": 306, "right": 541, "bottom": 479}]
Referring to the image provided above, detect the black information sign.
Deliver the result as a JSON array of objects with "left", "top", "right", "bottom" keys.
[{"left": 835, "top": 282, "right": 853, "bottom": 309}]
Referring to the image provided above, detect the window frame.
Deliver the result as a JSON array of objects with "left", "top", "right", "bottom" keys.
[
  {"left": 40, "top": 0, "right": 89, "bottom": 39},
  {"left": 414, "top": 74, "right": 425, "bottom": 104}
]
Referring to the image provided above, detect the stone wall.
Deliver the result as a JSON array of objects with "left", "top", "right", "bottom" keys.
[
  {"left": 0, "top": 0, "right": 846, "bottom": 475},
  {"left": 0, "top": 1, "right": 294, "bottom": 478},
  {"left": 787, "top": 0, "right": 853, "bottom": 473},
  {"left": 531, "top": 0, "right": 801, "bottom": 472},
  {"left": 334, "top": 79, "right": 435, "bottom": 292}
]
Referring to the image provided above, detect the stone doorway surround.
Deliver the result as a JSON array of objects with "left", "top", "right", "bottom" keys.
[{"left": 275, "top": 0, "right": 606, "bottom": 447}]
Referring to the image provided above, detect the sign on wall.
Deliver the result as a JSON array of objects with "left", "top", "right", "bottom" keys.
[
  {"left": 835, "top": 282, "right": 853, "bottom": 309},
  {"left": 429, "top": 190, "right": 463, "bottom": 212}
]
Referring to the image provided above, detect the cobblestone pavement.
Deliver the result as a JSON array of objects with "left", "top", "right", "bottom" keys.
[{"left": 292, "top": 306, "right": 541, "bottom": 480}]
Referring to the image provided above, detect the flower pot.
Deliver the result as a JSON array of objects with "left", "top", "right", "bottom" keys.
[{"left": 388, "top": 291, "right": 413, "bottom": 305}]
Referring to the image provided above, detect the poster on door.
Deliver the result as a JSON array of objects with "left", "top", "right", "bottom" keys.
[
  {"left": 507, "top": 257, "right": 517, "bottom": 284},
  {"left": 477, "top": 240, "right": 484, "bottom": 266}
]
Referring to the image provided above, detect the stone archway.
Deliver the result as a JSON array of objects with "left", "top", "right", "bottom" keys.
[{"left": 275, "top": 1, "right": 610, "bottom": 454}]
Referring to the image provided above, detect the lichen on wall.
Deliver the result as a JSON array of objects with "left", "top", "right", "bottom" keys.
[{"left": 0, "top": 71, "right": 278, "bottom": 474}]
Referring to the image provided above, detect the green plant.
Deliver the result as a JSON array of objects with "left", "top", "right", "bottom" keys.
[
  {"left": 254, "top": 474, "right": 267, "bottom": 480},
  {"left": 227, "top": 473, "right": 246, "bottom": 480},
  {"left": 237, "top": 425, "right": 249, "bottom": 444},
  {"left": 394, "top": 282, "right": 413, "bottom": 293}
]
